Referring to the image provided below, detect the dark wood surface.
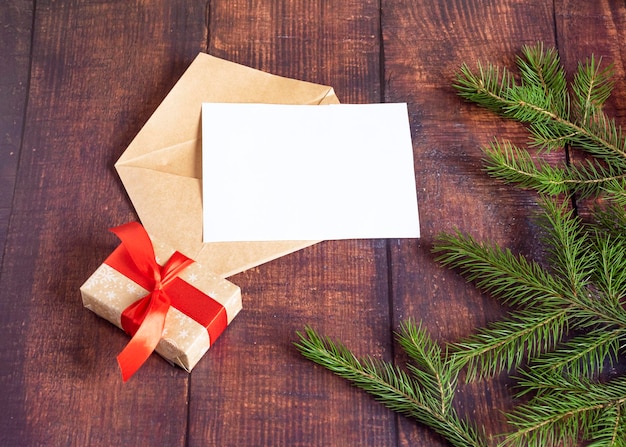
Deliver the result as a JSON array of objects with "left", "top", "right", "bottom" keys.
[{"left": 1, "top": 1, "right": 625, "bottom": 446}]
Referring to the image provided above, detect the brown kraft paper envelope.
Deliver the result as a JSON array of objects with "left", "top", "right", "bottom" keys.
[{"left": 115, "top": 53, "right": 340, "bottom": 277}]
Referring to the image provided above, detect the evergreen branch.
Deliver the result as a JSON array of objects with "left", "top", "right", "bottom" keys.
[
  {"left": 572, "top": 55, "right": 614, "bottom": 124},
  {"left": 454, "top": 50, "right": 563, "bottom": 125},
  {"left": 433, "top": 231, "right": 565, "bottom": 308},
  {"left": 568, "top": 160, "right": 626, "bottom": 199},
  {"left": 454, "top": 62, "right": 516, "bottom": 116},
  {"left": 595, "top": 202, "right": 626, "bottom": 234},
  {"left": 454, "top": 56, "right": 564, "bottom": 126},
  {"left": 517, "top": 43, "right": 568, "bottom": 117},
  {"left": 571, "top": 112, "right": 626, "bottom": 168},
  {"left": 529, "top": 327, "right": 623, "bottom": 378},
  {"left": 455, "top": 43, "right": 626, "bottom": 166},
  {"left": 591, "top": 230, "right": 626, "bottom": 305},
  {"left": 527, "top": 121, "right": 576, "bottom": 152},
  {"left": 536, "top": 197, "right": 592, "bottom": 292},
  {"left": 587, "top": 403, "right": 626, "bottom": 447},
  {"left": 602, "top": 178, "right": 626, "bottom": 207},
  {"left": 514, "top": 368, "right": 599, "bottom": 396},
  {"left": 302, "top": 44, "right": 626, "bottom": 447},
  {"left": 536, "top": 198, "right": 626, "bottom": 328},
  {"left": 502, "top": 375, "right": 626, "bottom": 447},
  {"left": 483, "top": 139, "right": 626, "bottom": 197},
  {"left": 396, "top": 320, "right": 458, "bottom": 413},
  {"left": 453, "top": 308, "right": 569, "bottom": 381},
  {"left": 295, "top": 326, "right": 486, "bottom": 447},
  {"left": 504, "top": 85, "right": 569, "bottom": 127},
  {"left": 481, "top": 139, "right": 572, "bottom": 194},
  {"left": 434, "top": 203, "right": 626, "bottom": 332}
]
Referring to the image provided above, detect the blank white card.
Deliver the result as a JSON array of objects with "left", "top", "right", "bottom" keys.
[{"left": 201, "top": 102, "right": 420, "bottom": 242}]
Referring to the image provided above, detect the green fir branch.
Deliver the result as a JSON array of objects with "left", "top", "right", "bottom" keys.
[
  {"left": 481, "top": 140, "right": 626, "bottom": 198},
  {"left": 452, "top": 308, "right": 570, "bottom": 381},
  {"left": 587, "top": 403, "right": 626, "bottom": 447},
  {"left": 514, "top": 368, "right": 600, "bottom": 397},
  {"left": 295, "top": 325, "right": 487, "bottom": 447},
  {"left": 591, "top": 230, "right": 626, "bottom": 305},
  {"left": 503, "top": 375, "right": 626, "bottom": 447},
  {"left": 300, "top": 43, "right": 626, "bottom": 446},
  {"left": 481, "top": 139, "right": 572, "bottom": 194},
  {"left": 516, "top": 43, "right": 568, "bottom": 118},
  {"left": 456, "top": 43, "right": 626, "bottom": 177},
  {"left": 454, "top": 61, "right": 516, "bottom": 116},
  {"left": 435, "top": 195, "right": 626, "bottom": 380},
  {"left": 529, "top": 327, "right": 623, "bottom": 378},
  {"left": 535, "top": 197, "right": 592, "bottom": 291},
  {"left": 433, "top": 230, "right": 565, "bottom": 309},
  {"left": 602, "top": 178, "right": 626, "bottom": 207},
  {"left": 572, "top": 55, "right": 614, "bottom": 124},
  {"left": 595, "top": 202, "right": 626, "bottom": 234},
  {"left": 396, "top": 320, "right": 458, "bottom": 413}
]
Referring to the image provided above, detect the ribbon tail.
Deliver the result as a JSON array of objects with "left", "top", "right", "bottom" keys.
[
  {"left": 110, "top": 222, "right": 161, "bottom": 282},
  {"left": 117, "top": 295, "right": 170, "bottom": 382}
]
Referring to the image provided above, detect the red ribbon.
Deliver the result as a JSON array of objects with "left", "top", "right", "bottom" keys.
[{"left": 104, "top": 222, "right": 227, "bottom": 382}]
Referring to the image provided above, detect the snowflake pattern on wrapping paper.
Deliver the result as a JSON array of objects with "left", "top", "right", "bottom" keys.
[
  {"left": 82, "top": 265, "right": 120, "bottom": 289},
  {"left": 125, "top": 282, "right": 144, "bottom": 297},
  {"left": 187, "top": 273, "right": 198, "bottom": 283},
  {"left": 105, "top": 290, "right": 118, "bottom": 303},
  {"left": 174, "top": 311, "right": 187, "bottom": 323}
]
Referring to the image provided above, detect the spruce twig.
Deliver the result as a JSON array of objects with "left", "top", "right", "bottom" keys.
[
  {"left": 295, "top": 323, "right": 487, "bottom": 447},
  {"left": 298, "top": 43, "right": 626, "bottom": 446}
]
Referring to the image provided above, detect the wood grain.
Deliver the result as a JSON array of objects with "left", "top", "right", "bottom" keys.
[
  {"left": 556, "top": 0, "right": 626, "bottom": 221},
  {"left": 0, "top": 1, "right": 206, "bottom": 445},
  {"left": 382, "top": 1, "right": 559, "bottom": 445},
  {"left": 192, "top": 1, "right": 396, "bottom": 445},
  {"left": 0, "top": 1, "right": 34, "bottom": 444},
  {"left": 0, "top": 1, "right": 32, "bottom": 267},
  {"left": 1, "top": 0, "right": 625, "bottom": 446}
]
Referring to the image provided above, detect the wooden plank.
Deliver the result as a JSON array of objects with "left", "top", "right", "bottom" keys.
[
  {"left": 381, "top": 1, "right": 558, "bottom": 445},
  {"left": 554, "top": 0, "right": 626, "bottom": 378},
  {"left": 187, "top": 1, "right": 398, "bottom": 445},
  {"left": 207, "top": 0, "right": 381, "bottom": 103},
  {"left": 0, "top": 1, "right": 34, "bottom": 443},
  {"left": 0, "top": 1, "right": 206, "bottom": 445},
  {"left": 555, "top": 0, "right": 626, "bottom": 218},
  {"left": 0, "top": 1, "right": 32, "bottom": 266},
  {"left": 555, "top": 0, "right": 626, "bottom": 98}
]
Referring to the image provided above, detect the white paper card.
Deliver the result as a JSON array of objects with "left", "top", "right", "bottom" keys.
[{"left": 201, "top": 102, "right": 420, "bottom": 242}]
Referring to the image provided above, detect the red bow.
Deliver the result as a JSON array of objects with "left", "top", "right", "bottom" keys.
[{"left": 109, "top": 222, "right": 193, "bottom": 382}]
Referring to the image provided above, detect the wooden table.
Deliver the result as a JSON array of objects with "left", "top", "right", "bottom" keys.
[{"left": 1, "top": 1, "right": 624, "bottom": 445}]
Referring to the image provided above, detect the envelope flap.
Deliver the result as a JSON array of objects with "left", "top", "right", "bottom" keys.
[
  {"left": 116, "top": 165, "right": 204, "bottom": 257},
  {"left": 115, "top": 53, "right": 337, "bottom": 276},
  {"left": 116, "top": 53, "right": 339, "bottom": 165},
  {"left": 117, "top": 139, "right": 201, "bottom": 179}
]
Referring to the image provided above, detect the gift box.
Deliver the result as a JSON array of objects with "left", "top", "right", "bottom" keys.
[{"left": 80, "top": 222, "right": 242, "bottom": 381}]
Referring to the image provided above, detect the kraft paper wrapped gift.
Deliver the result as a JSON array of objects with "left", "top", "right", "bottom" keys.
[
  {"left": 115, "top": 53, "right": 340, "bottom": 278},
  {"left": 80, "top": 222, "right": 242, "bottom": 381}
]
